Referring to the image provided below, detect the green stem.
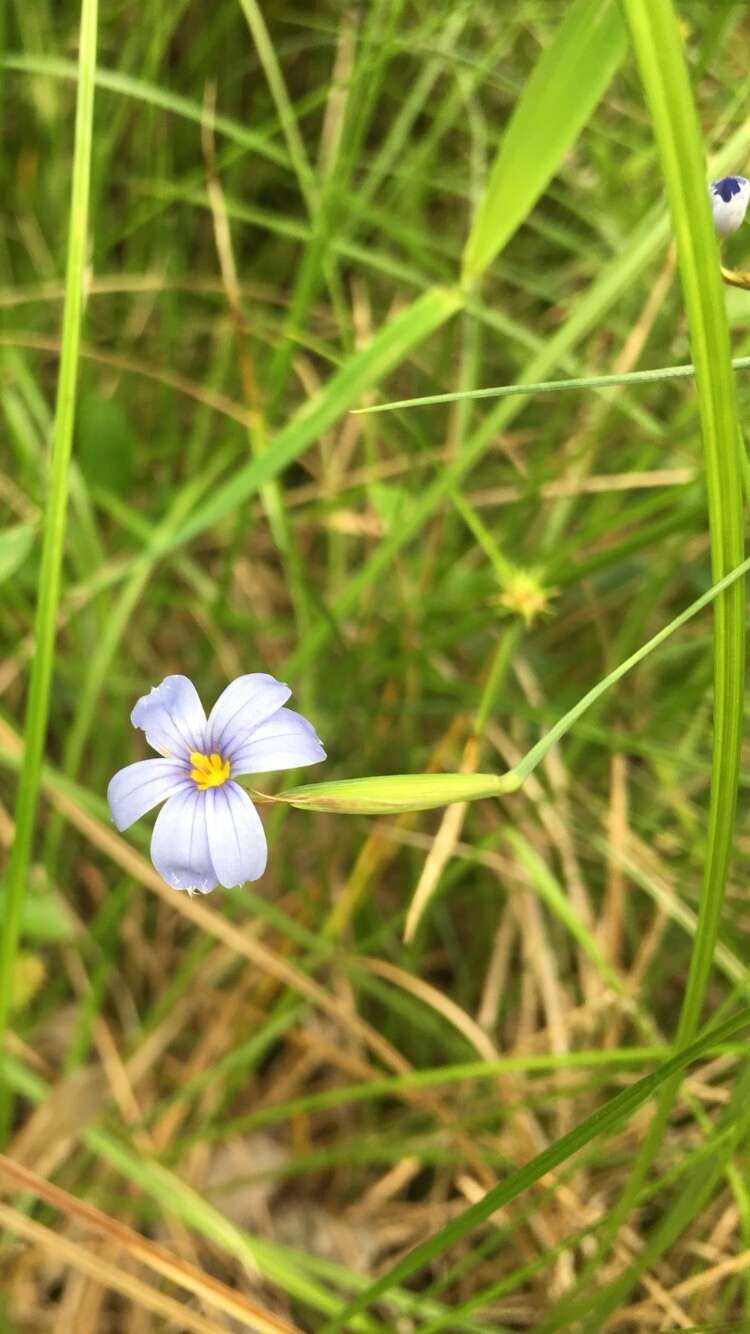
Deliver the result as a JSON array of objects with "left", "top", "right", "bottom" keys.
[
  {"left": 567, "top": 1, "right": 746, "bottom": 1324},
  {"left": 352, "top": 353, "right": 750, "bottom": 414},
  {"left": 0, "top": 0, "right": 98, "bottom": 1139}
]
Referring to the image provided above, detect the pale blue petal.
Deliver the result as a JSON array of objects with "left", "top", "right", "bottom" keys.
[
  {"left": 151, "top": 788, "right": 219, "bottom": 893},
  {"left": 107, "top": 759, "right": 190, "bottom": 832},
  {"left": 206, "top": 673, "right": 291, "bottom": 754},
  {"left": 229, "top": 707, "right": 326, "bottom": 775},
  {"left": 205, "top": 782, "right": 267, "bottom": 886},
  {"left": 131, "top": 675, "right": 207, "bottom": 760}
]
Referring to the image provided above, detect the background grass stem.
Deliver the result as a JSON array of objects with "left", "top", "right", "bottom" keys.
[
  {"left": 0, "top": 0, "right": 98, "bottom": 1139},
  {"left": 5, "top": 4, "right": 750, "bottom": 1325}
]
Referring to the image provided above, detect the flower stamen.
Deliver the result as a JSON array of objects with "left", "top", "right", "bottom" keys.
[{"left": 189, "top": 750, "right": 231, "bottom": 790}]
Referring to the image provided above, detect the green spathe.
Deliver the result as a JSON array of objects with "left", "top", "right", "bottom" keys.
[{"left": 263, "top": 771, "right": 520, "bottom": 815}]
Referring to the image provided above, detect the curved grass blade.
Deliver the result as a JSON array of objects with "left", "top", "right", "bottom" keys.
[
  {"left": 268, "top": 772, "right": 519, "bottom": 814},
  {"left": 3, "top": 53, "right": 290, "bottom": 167},
  {"left": 351, "top": 354, "right": 750, "bottom": 414},
  {"left": 462, "top": 0, "right": 627, "bottom": 283}
]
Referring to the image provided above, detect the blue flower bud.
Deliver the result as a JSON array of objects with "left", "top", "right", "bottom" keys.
[{"left": 709, "top": 175, "right": 750, "bottom": 237}]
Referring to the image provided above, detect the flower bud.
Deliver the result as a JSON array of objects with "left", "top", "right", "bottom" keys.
[{"left": 268, "top": 771, "right": 521, "bottom": 814}]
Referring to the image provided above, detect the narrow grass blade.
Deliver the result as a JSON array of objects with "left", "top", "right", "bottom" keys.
[
  {"left": 3, "top": 54, "right": 289, "bottom": 167},
  {"left": 462, "top": 0, "right": 627, "bottom": 282},
  {"left": 504, "top": 830, "right": 639, "bottom": 1003},
  {"left": 562, "top": 2, "right": 748, "bottom": 1324},
  {"left": 352, "top": 354, "right": 750, "bottom": 414},
  {"left": 0, "top": 523, "right": 37, "bottom": 581},
  {"left": 319, "top": 1007, "right": 750, "bottom": 1331},
  {"left": 617, "top": 2, "right": 745, "bottom": 1034},
  {"left": 0, "top": 0, "right": 98, "bottom": 1139},
  {"left": 0, "top": 1154, "right": 301, "bottom": 1334}
]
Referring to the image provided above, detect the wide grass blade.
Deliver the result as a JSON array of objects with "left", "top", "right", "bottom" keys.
[
  {"left": 462, "top": 0, "right": 627, "bottom": 282},
  {"left": 0, "top": 0, "right": 98, "bottom": 1139}
]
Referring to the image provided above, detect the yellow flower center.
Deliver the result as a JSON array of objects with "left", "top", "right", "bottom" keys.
[{"left": 189, "top": 751, "right": 231, "bottom": 790}]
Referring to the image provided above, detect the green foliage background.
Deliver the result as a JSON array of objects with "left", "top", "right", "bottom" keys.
[{"left": 2, "top": 1, "right": 750, "bottom": 1329}]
